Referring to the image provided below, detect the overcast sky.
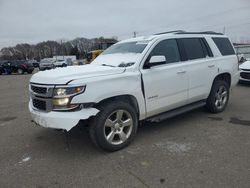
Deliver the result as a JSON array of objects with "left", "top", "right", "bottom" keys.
[{"left": 0, "top": 0, "right": 249, "bottom": 49}]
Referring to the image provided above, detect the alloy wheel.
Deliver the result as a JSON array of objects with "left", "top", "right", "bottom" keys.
[
  {"left": 104, "top": 110, "right": 133, "bottom": 145},
  {"left": 215, "top": 85, "right": 228, "bottom": 110}
]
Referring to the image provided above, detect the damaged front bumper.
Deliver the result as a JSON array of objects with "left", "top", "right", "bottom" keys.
[{"left": 29, "top": 101, "right": 99, "bottom": 131}]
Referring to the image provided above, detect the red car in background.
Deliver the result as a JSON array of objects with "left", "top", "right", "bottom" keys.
[{"left": 0, "top": 60, "right": 34, "bottom": 75}]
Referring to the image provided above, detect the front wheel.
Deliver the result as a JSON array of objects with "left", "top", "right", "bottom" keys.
[
  {"left": 206, "top": 80, "right": 229, "bottom": 113},
  {"left": 89, "top": 101, "right": 138, "bottom": 152}
]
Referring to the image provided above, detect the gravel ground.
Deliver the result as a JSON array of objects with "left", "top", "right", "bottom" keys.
[{"left": 0, "top": 73, "right": 250, "bottom": 188}]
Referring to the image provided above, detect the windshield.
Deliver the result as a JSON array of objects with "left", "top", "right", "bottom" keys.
[{"left": 102, "top": 42, "right": 147, "bottom": 55}]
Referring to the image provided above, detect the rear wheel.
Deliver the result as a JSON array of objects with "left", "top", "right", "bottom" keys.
[
  {"left": 89, "top": 101, "right": 138, "bottom": 152},
  {"left": 206, "top": 80, "right": 229, "bottom": 113},
  {"left": 27, "top": 70, "right": 33, "bottom": 74},
  {"left": 17, "top": 68, "right": 24, "bottom": 74}
]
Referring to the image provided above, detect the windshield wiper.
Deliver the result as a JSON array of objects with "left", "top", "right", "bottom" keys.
[
  {"left": 101, "top": 64, "right": 116, "bottom": 67},
  {"left": 118, "top": 62, "right": 135, "bottom": 67}
]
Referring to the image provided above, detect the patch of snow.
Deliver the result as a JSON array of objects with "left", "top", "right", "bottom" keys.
[
  {"left": 155, "top": 141, "right": 192, "bottom": 153},
  {"left": 18, "top": 156, "right": 31, "bottom": 164}
]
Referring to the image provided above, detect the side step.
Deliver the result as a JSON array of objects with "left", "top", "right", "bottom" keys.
[{"left": 147, "top": 100, "right": 206, "bottom": 123}]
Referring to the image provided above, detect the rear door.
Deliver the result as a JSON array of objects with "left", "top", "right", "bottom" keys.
[
  {"left": 178, "top": 38, "right": 217, "bottom": 103},
  {"left": 141, "top": 39, "right": 189, "bottom": 117}
]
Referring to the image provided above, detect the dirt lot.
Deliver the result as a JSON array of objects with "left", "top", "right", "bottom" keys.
[{"left": 0, "top": 73, "right": 250, "bottom": 188}]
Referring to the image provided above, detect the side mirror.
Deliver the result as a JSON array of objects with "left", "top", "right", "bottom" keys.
[{"left": 149, "top": 55, "right": 166, "bottom": 66}]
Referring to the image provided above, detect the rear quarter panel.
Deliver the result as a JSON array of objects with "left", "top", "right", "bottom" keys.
[{"left": 206, "top": 36, "right": 239, "bottom": 87}]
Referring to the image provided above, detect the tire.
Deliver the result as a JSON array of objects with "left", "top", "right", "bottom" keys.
[
  {"left": 206, "top": 80, "right": 229, "bottom": 113},
  {"left": 89, "top": 101, "right": 138, "bottom": 152},
  {"left": 17, "top": 68, "right": 24, "bottom": 74}
]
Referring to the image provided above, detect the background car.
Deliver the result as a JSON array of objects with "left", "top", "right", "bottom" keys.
[
  {"left": 0, "top": 61, "right": 12, "bottom": 74},
  {"left": 72, "top": 60, "right": 84, "bottom": 66},
  {"left": 39, "top": 59, "right": 55, "bottom": 71},
  {"left": 239, "top": 60, "right": 250, "bottom": 83},
  {"left": 86, "top": 50, "right": 103, "bottom": 64},
  {"left": 54, "top": 59, "right": 68, "bottom": 67},
  {"left": 1, "top": 60, "right": 34, "bottom": 75},
  {"left": 0, "top": 61, "right": 5, "bottom": 74},
  {"left": 28, "top": 60, "right": 39, "bottom": 68}
]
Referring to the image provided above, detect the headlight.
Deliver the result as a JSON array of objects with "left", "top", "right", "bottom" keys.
[
  {"left": 52, "top": 85, "right": 85, "bottom": 111},
  {"left": 52, "top": 97, "right": 70, "bottom": 106},
  {"left": 52, "top": 97, "right": 80, "bottom": 110},
  {"left": 53, "top": 86, "right": 85, "bottom": 98}
]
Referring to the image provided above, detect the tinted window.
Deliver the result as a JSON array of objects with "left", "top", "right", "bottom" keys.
[
  {"left": 212, "top": 37, "right": 235, "bottom": 56},
  {"left": 149, "top": 39, "right": 180, "bottom": 63},
  {"left": 181, "top": 38, "right": 205, "bottom": 60}
]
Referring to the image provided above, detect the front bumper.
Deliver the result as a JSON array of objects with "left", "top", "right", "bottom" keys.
[
  {"left": 239, "top": 70, "right": 250, "bottom": 82},
  {"left": 29, "top": 101, "right": 99, "bottom": 131},
  {"left": 39, "top": 65, "right": 54, "bottom": 70}
]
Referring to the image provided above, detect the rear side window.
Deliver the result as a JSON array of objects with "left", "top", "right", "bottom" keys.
[
  {"left": 181, "top": 38, "right": 205, "bottom": 60},
  {"left": 212, "top": 37, "right": 235, "bottom": 56},
  {"left": 149, "top": 39, "right": 180, "bottom": 63}
]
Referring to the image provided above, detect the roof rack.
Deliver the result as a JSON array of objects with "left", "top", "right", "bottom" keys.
[
  {"left": 154, "top": 30, "right": 185, "bottom": 35},
  {"left": 175, "top": 31, "right": 223, "bottom": 35}
]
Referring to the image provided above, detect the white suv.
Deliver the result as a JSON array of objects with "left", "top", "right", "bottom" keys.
[{"left": 29, "top": 31, "right": 239, "bottom": 151}]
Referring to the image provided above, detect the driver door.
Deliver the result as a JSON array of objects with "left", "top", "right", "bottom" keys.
[{"left": 141, "top": 39, "right": 189, "bottom": 118}]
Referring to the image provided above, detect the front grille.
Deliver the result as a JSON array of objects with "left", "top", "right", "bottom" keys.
[
  {"left": 31, "top": 85, "right": 47, "bottom": 94},
  {"left": 241, "top": 69, "right": 250, "bottom": 71},
  {"left": 241, "top": 72, "right": 250, "bottom": 79},
  {"left": 33, "top": 99, "right": 46, "bottom": 111}
]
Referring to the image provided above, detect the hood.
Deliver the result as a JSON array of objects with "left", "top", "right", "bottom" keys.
[
  {"left": 92, "top": 53, "right": 142, "bottom": 67},
  {"left": 240, "top": 61, "right": 250, "bottom": 70},
  {"left": 30, "top": 64, "right": 125, "bottom": 85}
]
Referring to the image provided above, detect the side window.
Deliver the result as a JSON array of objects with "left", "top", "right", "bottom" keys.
[
  {"left": 181, "top": 38, "right": 205, "bottom": 60},
  {"left": 212, "top": 37, "right": 235, "bottom": 56},
  {"left": 200, "top": 38, "right": 213, "bottom": 57},
  {"left": 149, "top": 39, "right": 180, "bottom": 64}
]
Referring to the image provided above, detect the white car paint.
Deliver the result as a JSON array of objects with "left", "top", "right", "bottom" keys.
[
  {"left": 31, "top": 64, "right": 125, "bottom": 85},
  {"left": 141, "top": 61, "right": 189, "bottom": 117},
  {"left": 29, "top": 101, "right": 99, "bottom": 131},
  {"left": 239, "top": 60, "right": 250, "bottom": 82},
  {"left": 54, "top": 60, "right": 67, "bottom": 67},
  {"left": 29, "top": 32, "right": 239, "bottom": 131}
]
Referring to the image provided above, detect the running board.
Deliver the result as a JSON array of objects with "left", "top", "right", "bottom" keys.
[{"left": 147, "top": 101, "right": 206, "bottom": 123}]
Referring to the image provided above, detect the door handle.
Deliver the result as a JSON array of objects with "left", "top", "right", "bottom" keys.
[
  {"left": 208, "top": 65, "right": 215, "bottom": 68},
  {"left": 177, "top": 70, "right": 186, "bottom": 74}
]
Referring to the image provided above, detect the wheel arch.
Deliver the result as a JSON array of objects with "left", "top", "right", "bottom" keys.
[
  {"left": 208, "top": 72, "right": 231, "bottom": 98},
  {"left": 213, "top": 72, "right": 231, "bottom": 87},
  {"left": 95, "top": 95, "right": 140, "bottom": 117}
]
